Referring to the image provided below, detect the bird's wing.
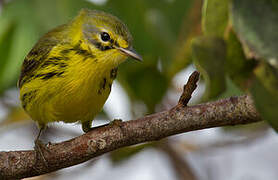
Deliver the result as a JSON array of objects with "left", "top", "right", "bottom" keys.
[{"left": 18, "top": 25, "right": 67, "bottom": 88}]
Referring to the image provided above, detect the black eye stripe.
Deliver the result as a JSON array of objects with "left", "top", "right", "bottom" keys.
[
  {"left": 101, "top": 32, "right": 110, "bottom": 42},
  {"left": 83, "top": 29, "right": 114, "bottom": 51}
]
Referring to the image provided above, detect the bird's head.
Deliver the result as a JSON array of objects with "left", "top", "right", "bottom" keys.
[{"left": 74, "top": 9, "right": 142, "bottom": 65}]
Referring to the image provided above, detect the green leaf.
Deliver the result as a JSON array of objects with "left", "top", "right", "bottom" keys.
[
  {"left": 192, "top": 36, "right": 226, "bottom": 100},
  {"left": 226, "top": 29, "right": 257, "bottom": 90},
  {"left": 250, "top": 62, "right": 278, "bottom": 131},
  {"left": 231, "top": 0, "right": 278, "bottom": 66},
  {"left": 202, "top": 0, "right": 229, "bottom": 37}
]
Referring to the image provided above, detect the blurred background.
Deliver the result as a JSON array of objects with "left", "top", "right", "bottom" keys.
[{"left": 0, "top": 0, "right": 278, "bottom": 179}]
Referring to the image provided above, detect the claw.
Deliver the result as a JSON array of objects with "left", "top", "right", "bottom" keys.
[
  {"left": 34, "top": 139, "right": 49, "bottom": 168},
  {"left": 33, "top": 128, "right": 49, "bottom": 169}
]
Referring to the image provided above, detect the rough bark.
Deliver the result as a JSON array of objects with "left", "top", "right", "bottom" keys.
[{"left": 0, "top": 71, "right": 261, "bottom": 179}]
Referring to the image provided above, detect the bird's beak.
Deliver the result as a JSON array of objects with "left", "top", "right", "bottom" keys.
[{"left": 116, "top": 47, "right": 143, "bottom": 61}]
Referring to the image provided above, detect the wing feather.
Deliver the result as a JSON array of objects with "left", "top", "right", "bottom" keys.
[{"left": 18, "top": 24, "right": 67, "bottom": 88}]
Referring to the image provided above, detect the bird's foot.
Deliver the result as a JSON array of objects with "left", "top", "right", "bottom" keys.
[{"left": 34, "top": 139, "right": 50, "bottom": 170}]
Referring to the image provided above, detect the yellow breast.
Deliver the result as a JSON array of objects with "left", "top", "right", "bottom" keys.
[{"left": 20, "top": 39, "right": 124, "bottom": 125}]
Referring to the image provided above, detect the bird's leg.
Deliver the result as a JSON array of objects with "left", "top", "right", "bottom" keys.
[
  {"left": 82, "top": 120, "right": 114, "bottom": 133},
  {"left": 82, "top": 120, "right": 93, "bottom": 133},
  {"left": 82, "top": 120, "right": 109, "bottom": 133},
  {"left": 34, "top": 127, "right": 49, "bottom": 168}
]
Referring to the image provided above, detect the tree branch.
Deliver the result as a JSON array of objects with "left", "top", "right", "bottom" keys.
[{"left": 0, "top": 71, "right": 261, "bottom": 179}]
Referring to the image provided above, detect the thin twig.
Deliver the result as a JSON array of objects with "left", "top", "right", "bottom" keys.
[{"left": 178, "top": 71, "right": 200, "bottom": 106}]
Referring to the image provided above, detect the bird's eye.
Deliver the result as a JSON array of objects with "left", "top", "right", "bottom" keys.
[{"left": 100, "top": 32, "right": 110, "bottom": 42}]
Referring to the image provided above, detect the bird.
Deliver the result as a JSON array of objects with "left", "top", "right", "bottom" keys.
[{"left": 18, "top": 9, "right": 142, "bottom": 142}]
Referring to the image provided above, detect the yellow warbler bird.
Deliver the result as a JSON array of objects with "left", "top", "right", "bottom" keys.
[{"left": 18, "top": 9, "right": 142, "bottom": 138}]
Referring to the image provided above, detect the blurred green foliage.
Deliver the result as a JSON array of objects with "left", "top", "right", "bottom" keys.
[
  {"left": 231, "top": 0, "right": 278, "bottom": 65},
  {"left": 251, "top": 62, "right": 278, "bottom": 131},
  {"left": 230, "top": 0, "right": 278, "bottom": 132},
  {"left": 202, "top": 0, "right": 229, "bottom": 37},
  {"left": 197, "top": 0, "right": 278, "bottom": 131},
  {"left": 192, "top": 36, "right": 226, "bottom": 101},
  {"left": 225, "top": 30, "right": 257, "bottom": 90},
  {"left": 0, "top": 0, "right": 198, "bottom": 114},
  {"left": 0, "top": 0, "right": 278, "bottom": 161}
]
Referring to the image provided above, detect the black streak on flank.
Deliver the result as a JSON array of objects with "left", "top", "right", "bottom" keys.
[
  {"left": 102, "top": 78, "right": 107, "bottom": 89},
  {"left": 98, "top": 78, "right": 107, "bottom": 95},
  {"left": 110, "top": 68, "right": 118, "bottom": 79}
]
